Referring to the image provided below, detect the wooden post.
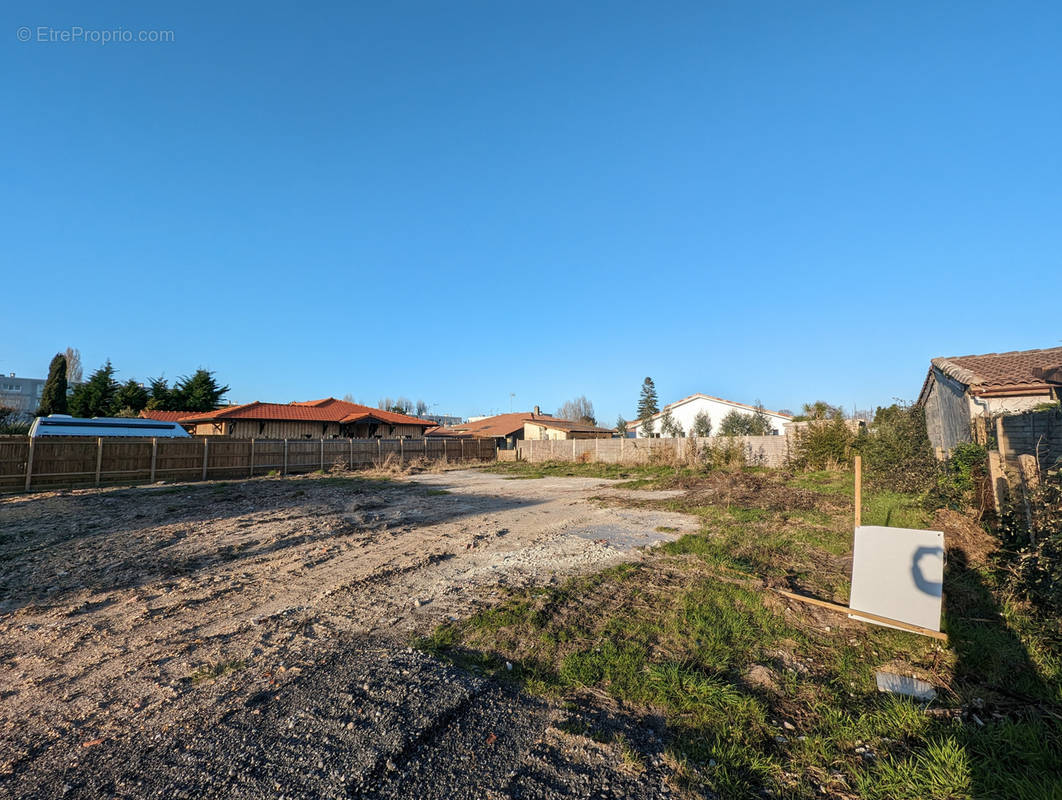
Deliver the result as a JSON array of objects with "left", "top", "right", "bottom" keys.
[
  {"left": 283, "top": 439, "right": 288, "bottom": 475},
  {"left": 572, "top": 439, "right": 577, "bottom": 461},
  {"left": 461, "top": 439, "right": 466, "bottom": 462},
  {"left": 854, "top": 454, "right": 862, "bottom": 528},
  {"left": 400, "top": 437, "right": 404, "bottom": 463},
  {"left": 320, "top": 438, "right": 325, "bottom": 471},
  {"left": 378, "top": 439, "right": 382, "bottom": 462},
  {"left": 94, "top": 438, "right": 104, "bottom": 487},
  {"left": 349, "top": 437, "right": 354, "bottom": 469},
  {"left": 620, "top": 436, "right": 625, "bottom": 462},
  {"left": 202, "top": 438, "right": 209, "bottom": 481},
  {"left": 150, "top": 438, "right": 158, "bottom": 482},
  {"left": 24, "top": 438, "right": 35, "bottom": 492},
  {"left": 249, "top": 438, "right": 255, "bottom": 478}
]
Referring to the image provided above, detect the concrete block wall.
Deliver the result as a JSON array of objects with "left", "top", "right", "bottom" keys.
[{"left": 516, "top": 435, "right": 791, "bottom": 468}]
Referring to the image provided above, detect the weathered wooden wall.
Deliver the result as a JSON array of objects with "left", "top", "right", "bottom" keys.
[
  {"left": 922, "top": 368, "right": 974, "bottom": 455},
  {"left": 0, "top": 436, "right": 496, "bottom": 494},
  {"left": 515, "top": 435, "right": 790, "bottom": 467}
]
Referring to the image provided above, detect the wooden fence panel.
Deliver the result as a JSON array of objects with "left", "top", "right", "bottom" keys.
[
  {"left": 2, "top": 435, "right": 500, "bottom": 494},
  {"left": 0, "top": 438, "right": 29, "bottom": 492}
]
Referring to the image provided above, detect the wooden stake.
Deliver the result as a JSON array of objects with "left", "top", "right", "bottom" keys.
[
  {"left": 772, "top": 588, "right": 947, "bottom": 640},
  {"left": 854, "top": 454, "right": 862, "bottom": 528}
]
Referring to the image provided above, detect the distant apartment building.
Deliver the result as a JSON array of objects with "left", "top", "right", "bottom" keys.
[
  {"left": 422, "top": 413, "right": 464, "bottom": 427},
  {"left": 0, "top": 374, "right": 47, "bottom": 415}
]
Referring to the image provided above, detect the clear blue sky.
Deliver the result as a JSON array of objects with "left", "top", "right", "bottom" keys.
[{"left": 3, "top": 2, "right": 1060, "bottom": 422}]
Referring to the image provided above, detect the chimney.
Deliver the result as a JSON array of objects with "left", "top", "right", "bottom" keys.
[{"left": 533, "top": 406, "right": 540, "bottom": 416}]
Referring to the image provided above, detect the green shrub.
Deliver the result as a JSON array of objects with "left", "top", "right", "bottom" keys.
[
  {"left": 789, "top": 416, "right": 854, "bottom": 470},
  {"left": 855, "top": 404, "right": 939, "bottom": 493},
  {"left": 933, "top": 441, "right": 988, "bottom": 510},
  {"left": 997, "top": 467, "right": 1062, "bottom": 614}
]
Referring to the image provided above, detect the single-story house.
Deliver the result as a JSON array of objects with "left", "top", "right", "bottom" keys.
[
  {"left": 627, "top": 393, "right": 792, "bottom": 438},
  {"left": 430, "top": 407, "right": 613, "bottom": 448},
  {"left": 30, "top": 415, "right": 191, "bottom": 438},
  {"left": 523, "top": 418, "right": 614, "bottom": 440},
  {"left": 176, "top": 398, "right": 436, "bottom": 439},
  {"left": 430, "top": 410, "right": 539, "bottom": 450},
  {"left": 917, "top": 346, "right": 1062, "bottom": 455}
]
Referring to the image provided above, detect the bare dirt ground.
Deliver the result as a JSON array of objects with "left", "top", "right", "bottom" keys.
[{"left": 0, "top": 469, "right": 697, "bottom": 799}]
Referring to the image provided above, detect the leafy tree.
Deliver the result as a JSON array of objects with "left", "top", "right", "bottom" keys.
[
  {"left": 36, "top": 353, "right": 68, "bottom": 416},
  {"left": 794, "top": 401, "right": 844, "bottom": 421},
  {"left": 558, "top": 396, "right": 596, "bottom": 425},
  {"left": 691, "top": 410, "right": 713, "bottom": 438},
  {"left": 659, "top": 407, "right": 683, "bottom": 437},
  {"left": 616, "top": 416, "right": 627, "bottom": 436},
  {"left": 636, "top": 377, "right": 659, "bottom": 421},
  {"left": 116, "top": 379, "right": 150, "bottom": 415},
  {"left": 69, "top": 360, "right": 120, "bottom": 418},
  {"left": 0, "top": 405, "right": 30, "bottom": 435},
  {"left": 173, "top": 369, "right": 229, "bottom": 412},
  {"left": 718, "top": 408, "right": 773, "bottom": 436},
  {"left": 64, "top": 347, "right": 83, "bottom": 384},
  {"left": 640, "top": 417, "right": 655, "bottom": 438}
]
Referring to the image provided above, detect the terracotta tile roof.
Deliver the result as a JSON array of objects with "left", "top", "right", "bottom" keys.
[
  {"left": 525, "top": 418, "right": 615, "bottom": 434},
  {"left": 181, "top": 398, "right": 435, "bottom": 427},
  {"left": 138, "top": 410, "right": 203, "bottom": 422},
  {"left": 434, "top": 412, "right": 538, "bottom": 438},
  {"left": 930, "top": 346, "right": 1062, "bottom": 395}
]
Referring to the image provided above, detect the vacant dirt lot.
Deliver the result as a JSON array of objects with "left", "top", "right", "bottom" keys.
[{"left": 0, "top": 469, "right": 696, "bottom": 798}]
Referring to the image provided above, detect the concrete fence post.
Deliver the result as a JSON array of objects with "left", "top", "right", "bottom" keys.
[
  {"left": 249, "top": 438, "right": 255, "bottom": 478},
  {"left": 400, "top": 437, "right": 404, "bottom": 463},
  {"left": 350, "top": 437, "right": 354, "bottom": 469},
  {"left": 151, "top": 438, "right": 158, "bottom": 482},
  {"left": 320, "top": 438, "right": 325, "bottom": 471},
  {"left": 283, "top": 439, "right": 289, "bottom": 475},
  {"left": 201, "top": 438, "right": 209, "bottom": 481},
  {"left": 24, "top": 438, "right": 35, "bottom": 492},
  {"left": 95, "top": 437, "right": 104, "bottom": 487}
]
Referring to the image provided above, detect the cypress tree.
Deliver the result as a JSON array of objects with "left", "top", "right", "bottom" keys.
[{"left": 37, "top": 353, "right": 68, "bottom": 416}]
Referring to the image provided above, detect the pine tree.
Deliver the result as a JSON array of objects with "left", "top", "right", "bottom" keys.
[
  {"left": 145, "top": 377, "right": 175, "bottom": 410},
  {"left": 115, "top": 380, "right": 150, "bottom": 415},
  {"left": 636, "top": 377, "right": 659, "bottom": 438},
  {"left": 36, "top": 353, "right": 68, "bottom": 416},
  {"left": 636, "top": 377, "right": 658, "bottom": 421},
  {"left": 173, "top": 370, "right": 229, "bottom": 412},
  {"left": 69, "top": 361, "right": 120, "bottom": 418}
]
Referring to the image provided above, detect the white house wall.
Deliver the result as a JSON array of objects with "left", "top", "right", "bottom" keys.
[{"left": 630, "top": 396, "right": 789, "bottom": 438}]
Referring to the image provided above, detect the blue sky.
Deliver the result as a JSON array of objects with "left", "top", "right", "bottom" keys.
[{"left": 3, "top": 2, "right": 1060, "bottom": 422}]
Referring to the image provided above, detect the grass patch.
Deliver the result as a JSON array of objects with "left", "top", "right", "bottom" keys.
[
  {"left": 426, "top": 488, "right": 450, "bottom": 496},
  {"left": 188, "top": 658, "right": 245, "bottom": 684},
  {"left": 481, "top": 460, "right": 696, "bottom": 488},
  {"left": 420, "top": 466, "right": 1062, "bottom": 799}
]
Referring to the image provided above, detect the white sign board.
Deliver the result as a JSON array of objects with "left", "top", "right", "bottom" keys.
[{"left": 849, "top": 526, "right": 944, "bottom": 632}]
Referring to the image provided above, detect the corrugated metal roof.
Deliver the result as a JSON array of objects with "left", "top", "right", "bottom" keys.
[{"left": 29, "top": 416, "right": 192, "bottom": 438}]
